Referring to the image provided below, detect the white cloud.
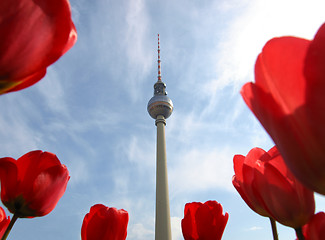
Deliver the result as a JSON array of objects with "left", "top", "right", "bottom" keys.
[
  {"left": 124, "top": 0, "right": 154, "bottom": 102},
  {"left": 0, "top": 94, "right": 41, "bottom": 155},
  {"left": 246, "top": 226, "right": 263, "bottom": 231},
  {"left": 128, "top": 216, "right": 182, "bottom": 240},
  {"left": 36, "top": 68, "right": 69, "bottom": 117},
  {"left": 66, "top": 154, "right": 90, "bottom": 185},
  {"left": 169, "top": 147, "right": 235, "bottom": 194},
  {"left": 171, "top": 216, "right": 183, "bottom": 240},
  {"left": 315, "top": 193, "right": 325, "bottom": 212},
  {"left": 114, "top": 134, "right": 155, "bottom": 170},
  {"left": 2, "top": 1, "right": 325, "bottom": 240},
  {"left": 221, "top": 0, "right": 325, "bottom": 87},
  {"left": 200, "top": 0, "right": 325, "bottom": 116},
  {"left": 128, "top": 223, "right": 154, "bottom": 240}
]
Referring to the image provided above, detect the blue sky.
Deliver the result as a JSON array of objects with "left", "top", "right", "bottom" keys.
[{"left": 1, "top": 0, "right": 325, "bottom": 239}]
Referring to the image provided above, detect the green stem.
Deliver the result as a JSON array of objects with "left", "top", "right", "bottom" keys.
[
  {"left": 269, "top": 218, "right": 279, "bottom": 240},
  {"left": 295, "top": 227, "right": 305, "bottom": 240},
  {"left": 1, "top": 213, "right": 18, "bottom": 240}
]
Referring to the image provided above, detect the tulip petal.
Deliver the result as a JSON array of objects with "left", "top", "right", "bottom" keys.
[
  {"left": 182, "top": 202, "right": 201, "bottom": 240},
  {"left": 304, "top": 23, "right": 325, "bottom": 91},
  {"left": 0, "top": 0, "right": 77, "bottom": 94},
  {"left": 302, "top": 22, "right": 325, "bottom": 187},
  {"left": 255, "top": 37, "right": 309, "bottom": 113},
  {"left": 302, "top": 212, "right": 325, "bottom": 240},
  {"left": 0, "top": 157, "right": 18, "bottom": 206},
  {"left": 0, "top": 150, "right": 70, "bottom": 217},
  {"left": 0, "top": 69, "right": 47, "bottom": 94},
  {"left": 82, "top": 204, "right": 129, "bottom": 240},
  {"left": 196, "top": 201, "right": 228, "bottom": 240},
  {"left": 182, "top": 201, "right": 228, "bottom": 240},
  {"left": 241, "top": 24, "right": 325, "bottom": 193},
  {"left": 232, "top": 151, "right": 270, "bottom": 217},
  {"left": 233, "top": 146, "right": 315, "bottom": 228},
  {"left": 254, "top": 164, "right": 298, "bottom": 227},
  {"left": 27, "top": 165, "right": 69, "bottom": 216},
  {"left": 0, "top": 207, "right": 10, "bottom": 238},
  {"left": 304, "top": 23, "right": 325, "bottom": 129}
]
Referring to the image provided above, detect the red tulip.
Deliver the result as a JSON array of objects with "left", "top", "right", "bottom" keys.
[
  {"left": 0, "top": 0, "right": 77, "bottom": 94},
  {"left": 232, "top": 147, "right": 272, "bottom": 218},
  {"left": 181, "top": 200, "right": 229, "bottom": 240},
  {"left": 0, "top": 207, "right": 10, "bottom": 238},
  {"left": 300, "top": 212, "right": 325, "bottom": 240},
  {"left": 0, "top": 150, "right": 70, "bottom": 218},
  {"left": 81, "top": 204, "right": 129, "bottom": 240},
  {"left": 241, "top": 23, "right": 325, "bottom": 194},
  {"left": 233, "top": 146, "right": 315, "bottom": 228}
]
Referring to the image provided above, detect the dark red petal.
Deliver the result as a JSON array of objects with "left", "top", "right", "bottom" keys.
[
  {"left": 244, "top": 148, "right": 267, "bottom": 166},
  {"left": 232, "top": 151, "right": 270, "bottom": 217},
  {"left": 233, "top": 149, "right": 265, "bottom": 187},
  {"left": 88, "top": 204, "right": 107, "bottom": 219},
  {"left": 83, "top": 206, "right": 111, "bottom": 240},
  {"left": 0, "top": 0, "right": 77, "bottom": 93},
  {"left": 0, "top": 157, "right": 18, "bottom": 208},
  {"left": 303, "top": 212, "right": 325, "bottom": 240},
  {"left": 81, "top": 205, "right": 111, "bottom": 240},
  {"left": 233, "top": 181, "right": 269, "bottom": 217},
  {"left": 263, "top": 148, "right": 289, "bottom": 177},
  {"left": 25, "top": 164, "right": 69, "bottom": 217},
  {"left": 241, "top": 80, "right": 325, "bottom": 192},
  {"left": 195, "top": 203, "right": 214, "bottom": 238},
  {"left": 182, "top": 202, "right": 201, "bottom": 240},
  {"left": 213, "top": 209, "right": 229, "bottom": 240},
  {"left": 253, "top": 161, "right": 314, "bottom": 228},
  {"left": 242, "top": 148, "right": 268, "bottom": 186},
  {"left": 81, "top": 213, "right": 90, "bottom": 240},
  {"left": 255, "top": 37, "right": 309, "bottom": 113},
  {"left": 241, "top": 30, "right": 325, "bottom": 193},
  {"left": 16, "top": 151, "right": 42, "bottom": 181},
  {"left": 1, "top": 68, "right": 46, "bottom": 94},
  {"left": 17, "top": 151, "right": 63, "bottom": 187},
  {"left": 304, "top": 23, "right": 325, "bottom": 117},
  {"left": 241, "top": 80, "right": 287, "bottom": 141},
  {"left": 233, "top": 154, "right": 245, "bottom": 184},
  {"left": 196, "top": 201, "right": 228, "bottom": 240},
  {"left": 304, "top": 23, "right": 325, "bottom": 92},
  {"left": 83, "top": 205, "right": 129, "bottom": 240},
  {"left": 0, "top": 151, "right": 69, "bottom": 217},
  {"left": 303, "top": 23, "right": 325, "bottom": 184},
  {"left": 0, "top": 207, "right": 10, "bottom": 239},
  {"left": 103, "top": 208, "right": 129, "bottom": 240}
]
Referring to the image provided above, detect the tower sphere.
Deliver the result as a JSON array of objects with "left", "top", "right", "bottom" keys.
[{"left": 147, "top": 93, "right": 173, "bottom": 119}]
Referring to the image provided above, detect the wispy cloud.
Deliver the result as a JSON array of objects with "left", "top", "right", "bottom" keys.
[
  {"left": 124, "top": 0, "right": 154, "bottom": 102},
  {"left": 36, "top": 68, "right": 70, "bottom": 117},
  {"left": 169, "top": 146, "right": 235, "bottom": 195},
  {"left": 0, "top": 94, "right": 42, "bottom": 155},
  {"left": 2, "top": 1, "right": 324, "bottom": 240},
  {"left": 128, "top": 223, "right": 154, "bottom": 240},
  {"left": 246, "top": 226, "right": 263, "bottom": 231},
  {"left": 199, "top": 0, "right": 325, "bottom": 117},
  {"left": 171, "top": 217, "right": 183, "bottom": 240}
]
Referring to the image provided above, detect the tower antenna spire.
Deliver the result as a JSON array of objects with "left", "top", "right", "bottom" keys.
[{"left": 157, "top": 34, "right": 162, "bottom": 82}]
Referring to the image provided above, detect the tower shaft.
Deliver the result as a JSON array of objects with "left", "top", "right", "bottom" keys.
[
  {"left": 147, "top": 34, "right": 173, "bottom": 240},
  {"left": 155, "top": 115, "right": 172, "bottom": 240}
]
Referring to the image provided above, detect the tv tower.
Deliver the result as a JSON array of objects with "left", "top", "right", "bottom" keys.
[{"left": 147, "top": 34, "right": 173, "bottom": 240}]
